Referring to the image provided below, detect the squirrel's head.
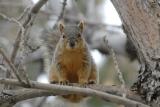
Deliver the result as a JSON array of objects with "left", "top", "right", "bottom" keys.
[{"left": 58, "top": 21, "right": 86, "bottom": 50}]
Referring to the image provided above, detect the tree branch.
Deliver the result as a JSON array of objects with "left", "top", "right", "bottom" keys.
[
  {"left": 11, "top": 0, "right": 48, "bottom": 63},
  {"left": 0, "top": 49, "right": 23, "bottom": 84},
  {"left": 0, "top": 78, "right": 149, "bottom": 107}
]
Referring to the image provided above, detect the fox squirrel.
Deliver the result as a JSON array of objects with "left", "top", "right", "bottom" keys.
[{"left": 43, "top": 21, "right": 98, "bottom": 102}]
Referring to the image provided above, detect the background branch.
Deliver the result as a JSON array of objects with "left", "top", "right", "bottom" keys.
[
  {"left": 11, "top": 0, "right": 48, "bottom": 63},
  {"left": 0, "top": 48, "right": 23, "bottom": 83},
  {"left": 52, "top": 0, "right": 67, "bottom": 29},
  {"left": 104, "top": 35, "right": 126, "bottom": 97}
]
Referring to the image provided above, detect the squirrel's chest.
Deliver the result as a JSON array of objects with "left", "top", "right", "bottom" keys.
[{"left": 60, "top": 52, "right": 84, "bottom": 71}]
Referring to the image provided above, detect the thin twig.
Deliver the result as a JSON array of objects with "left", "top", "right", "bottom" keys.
[
  {"left": 0, "top": 49, "right": 23, "bottom": 84},
  {"left": 0, "top": 13, "right": 25, "bottom": 33},
  {"left": 52, "top": 0, "right": 67, "bottom": 29},
  {"left": 17, "top": 6, "right": 30, "bottom": 21},
  {"left": 22, "top": 67, "right": 31, "bottom": 86},
  {"left": 17, "top": 63, "right": 31, "bottom": 86},
  {"left": 0, "top": 78, "right": 149, "bottom": 107},
  {"left": 104, "top": 36, "right": 127, "bottom": 98},
  {"left": 59, "top": 0, "right": 67, "bottom": 20}
]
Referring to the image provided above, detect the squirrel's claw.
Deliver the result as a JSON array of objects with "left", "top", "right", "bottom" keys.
[
  {"left": 80, "top": 82, "right": 88, "bottom": 88},
  {"left": 59, "top": 80, "right": 69, "bottom": 85}
]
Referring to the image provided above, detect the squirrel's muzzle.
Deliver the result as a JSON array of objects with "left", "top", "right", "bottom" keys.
[{"left": 69, "top": 41, "right": 75, "bottom": 48}]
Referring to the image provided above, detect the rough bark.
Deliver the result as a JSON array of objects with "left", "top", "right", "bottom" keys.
[{"left": 111, "top": 0, "right": 160, "bottom": 105}]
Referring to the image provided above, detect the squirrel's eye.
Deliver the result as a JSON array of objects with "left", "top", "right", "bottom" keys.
[
  {"left": 62, "top": 34, "right": 66, "bottom": 38},
  {"left": 78, "top": 33, "right": 81, "bottom": 37}
]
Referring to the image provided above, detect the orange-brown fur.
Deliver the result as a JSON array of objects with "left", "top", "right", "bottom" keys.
[{"left": 49, "top": 21, "right": 97, "bottom": 102}]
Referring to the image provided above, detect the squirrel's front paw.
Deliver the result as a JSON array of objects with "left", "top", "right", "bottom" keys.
[
  {"left": 79, "top": 81, "right": 88, "bottom": 88},
  {"left": 50, "top": 80, "right": 58, "bottom": 84},
  {"left": 59, "top": 80, "right": 69, "bottom": 85}
]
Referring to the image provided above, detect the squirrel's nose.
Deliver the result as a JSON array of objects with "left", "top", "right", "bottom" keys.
[{"left": 69, "top": 42, "right": 75, "bottom": 48}]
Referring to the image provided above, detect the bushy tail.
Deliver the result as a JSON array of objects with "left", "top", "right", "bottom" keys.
[{"left": 62, "top": 94, "right": 88, "bottom": 103}]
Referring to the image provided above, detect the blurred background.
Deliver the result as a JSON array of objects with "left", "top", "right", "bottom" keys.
[{"left": 0, "top": 0, "right": 139, "bottom": 107}]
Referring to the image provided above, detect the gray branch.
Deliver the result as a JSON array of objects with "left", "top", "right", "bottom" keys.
[{"left": 0, "top": 78, "right": 149, "bottom": 107}]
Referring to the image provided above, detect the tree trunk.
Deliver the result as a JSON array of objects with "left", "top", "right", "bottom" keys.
[{"left": 111, "top": 0, "right": 160, "bottom": 106}]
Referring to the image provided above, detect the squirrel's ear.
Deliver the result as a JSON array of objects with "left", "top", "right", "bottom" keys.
[
  {"left": 59, "top": 22, "right": 65, "bottom": 33},
  {"left": 78, "top": 21, "right": 84, "bottom": 33}
]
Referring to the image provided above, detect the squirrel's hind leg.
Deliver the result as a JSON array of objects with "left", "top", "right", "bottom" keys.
[{"left": 88, "top": 63, "right": 97, "bottom": 84}]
